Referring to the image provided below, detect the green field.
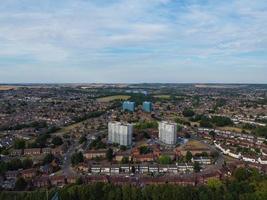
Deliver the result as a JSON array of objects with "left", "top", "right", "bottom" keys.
[
  {"left": 96, "top": 95, "right": 131, "bottom": 102},
  {"left": 153, "top": 95, "right": 171, "bottom": 99}
]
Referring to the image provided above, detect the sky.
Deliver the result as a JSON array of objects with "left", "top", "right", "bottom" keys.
[{"left": 0, "top": 0, "right": 267, "bottom": 83}]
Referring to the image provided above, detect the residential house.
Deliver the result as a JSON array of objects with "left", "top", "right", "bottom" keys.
[
  {"left": 84, "top": 149, "right": 107, "bottom": 160},
  {"left": 11, "top": 149, "right": 23, "bottom": 157},
  {"left": 5, "top": 170, "right": 19, "bottom": 179},
  {"left": 50, "top": 175, "right": 66, "bottom": 186},
  {"left": 33, "top": 176, "right": 50, "bottom": 188},
  {"left": 76, "top": 162, "right": 89, "bottom": 173},
  {"left": 21, "top": 168, "right": 37, "bottom": 179},
  {"left": 24, "top": 148, "right": 41, "bottom": 156}
]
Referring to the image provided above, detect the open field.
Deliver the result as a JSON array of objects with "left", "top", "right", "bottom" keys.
[
  {"left": 153, "top": 95, "right": 170, "bottom": 99},
  {"left": 53, "top": 120, "right": 87, "bottom": 137},
  {"left": 184, "top": 139, "right": 208, "bottom": 149},
  {"left": 0, "top": 85, "right": 18, "bottom": 91},
  {"left": 195, "top": 84, "right": 245, "bottom": 89},
  {"left": 96, "top": 95, "right": 130, "bottom": 102},
  {"left": 218, "top": 126, "right": 246, "bottom": 133}
]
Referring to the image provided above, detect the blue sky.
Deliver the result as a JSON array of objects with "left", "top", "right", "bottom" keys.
[{"left": 0, "top": 0, "right": 266, "bottom": 83}]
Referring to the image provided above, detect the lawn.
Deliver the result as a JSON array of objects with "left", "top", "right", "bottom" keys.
[
  {"left": 96, "top": 95, "right": 130, "bottom": 102},
  {"left": 218, "top": 126, "right": 246, "bottom": 133},
  {"left": 153, "top": 95, "right": 171, "bottom": 99},
  {"left": 184, "top": 140, "right": 208, "bottom": 149}
]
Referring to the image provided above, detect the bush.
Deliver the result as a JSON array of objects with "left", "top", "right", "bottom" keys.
[
  {"left": 71, "top": 152, "right": 84, "bottom": 166},
  {"left": 158, "top": 155, "right": 172, "bottom": 164},
  {"left": 138, "top": 146, "right": 152, "bottom": 155},
  {"left": 182, "top": 108, "right": 195, "bottom": 117},
  {"left": 253, "top": 126, "right": 267, "bottom": 138},
  {"left": 211, "top": 116, "right": 233, "bottom": 127},
  {"left": 15, "top": 177, "right": 27, "bottom": 191},
  {"left": 22, "top": 158, "right": 33, "bottom": 169},
  {"left": 43, "top": 154, "right": 55, "bottom": 165},
  {"left": 52, "top": 136, "right": 63, "bottom": 146},
  {"left": 79, "top": 135, "right": 87, "bottom": 144},
  {"left": 13, "top": 139, "right": 25, "bottom": 149},
  {"left": 135, "top": 121, "right": 158, "bottom": 130},
  {"left": 106, "top": 148, "right": 113, "bottom": 161}
]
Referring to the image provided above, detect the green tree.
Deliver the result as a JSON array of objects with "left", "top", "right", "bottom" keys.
[
  {"left": 106, "top": 148, "right": 113, "bottom": 162},
  {"left": 158, "top": 155, "right": 172, "bottom": 164},
  {"left": 207, "top": 178, "right": 223, "bottom": 189},
  {"left": 233, "top": 168, "right": 251, "bottom": 181},
  {"left": 131, "top": 166, "right": 136, "bottom": 174},
  {"left": 120, "top": 145, "right": 127, "bottom": 151},
  {"left": 209, "top": 131, "right": 216, "bottom": 139},
  {"left": 134, "top": 120, "right": 158, "bottom": 130},
  {"left": 34, "top": 133, "right": 50, "bottom": 148},
  {"left": 200, "top": 116, "right": 213, "bottom": 128},
  {"left": 43, "top": 153, "right": 55, "bottom": 164},
  {"left": 15, "top": 177, "right": 27, "bottom": 191},
  {"left": 253, "top": 126, "right": 267, "bottom": 138},
  {"left": 22, "top": 158, "right": 33, "bottom": 169},
  {"left": 211, "top": 116, "right": 233, "bottom": 127},
  {"left": 121, "top": 157, "right": 129, "bottom": 164},
  {"left": 0, "top": 161, "right": 8, "bottom": 175},
  {"left": 71, "top": 152, "right": 84, "bottom": 166},
  {"left": 185, "top": 151, "right": 193, "bottom": 162},
  {"left": 138, "top": 146, "right": 152, "bottom": 154},
  {"left": 193, "top": 162, "right": 201, "bottom": 172},
  {"left": 52, "top": 136, "right": 63, "bottom": 146},
  {"left": 76, "top": 177, "right": 83, "bottom": 185},
  {"left": 182, "top": 108, "right": 195, "bottom": 117},
  {"left": 13, "top": 139, "right": 25, "bottom": 149},
  {"left": 79, "top": 135, "right": 87, "bottom": 144},
  {"left": 8, "top": 158, "right": 22, "bottom": 170}
]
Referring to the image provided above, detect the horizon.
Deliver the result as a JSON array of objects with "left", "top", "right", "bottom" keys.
[
  {"left": 1, "top": 82, "right": 267, "bottom": 85},
  {"left": 0, "top": 0, "right": 267, "bottom": 83}
]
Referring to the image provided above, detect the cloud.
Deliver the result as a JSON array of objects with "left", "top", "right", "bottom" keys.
[{"left": 0, "top": 0, "right": 266, "bottom": 83}]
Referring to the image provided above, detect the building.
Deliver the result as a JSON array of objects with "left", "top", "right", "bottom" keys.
[
  {"left": 122, "top": 101, "right": 135, "bottom": 112},
  {"left": 21, "top": 168, "right": 37, "bottom": 179},
  {"left": 115, "top": 151, "right": 131, "bottom": 162},
  {"left": 108, "top": 122, "right": 133, "bottom": 146},
  {"left": 84, "top": 149, "right": 107, "bottom": 160},
  {"left": 5, "top": 170, "right": 19, "bottom": 179},
  {"left": 11, "top": 149, "right": 23, "bottom": 156},
  {"left": 42, "top": 148, "right": 51, "bottom": 155},
  {"left": 192, "top": 157, "right": 212, "bottom": 165},
  {"left": 158, "top": 121, "right": 177, "bottom": 145},
  {"left": 50, "top": 176, "right": 66, "bottom": 186},
  {"left": 143, "top": 101, "right": 152, "bottom": 112},
  {"left": 24, "top": 148, "right": 41, "bottom": 156},
  {"left": 33, "top": 176, "right": 50, "bottom": 188}
]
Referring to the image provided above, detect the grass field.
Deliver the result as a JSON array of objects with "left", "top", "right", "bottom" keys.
[
  {"left": 153, "top": 95, "right": 171, "bottom": 99},
  {"left": 218, "top": 126, "right": 246, "bottom": 133},
  {"left": 53, "top": 120, "right": 86, "bottom": 136},
  {"left": 184, "top": 140, "right": 208, "bottom": 149},
  {"left": 96, "top": 95, "right": 130, "bottom": 102}
]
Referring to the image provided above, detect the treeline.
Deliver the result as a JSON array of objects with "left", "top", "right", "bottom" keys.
[
  {"left": 128, "top": 93, "right": 154, "bottom": 106},
  {"left": 252, "top": 126, "right": 267, "bottom": 138},
  {"left": 189, "top": 114, "right": 233, "bottom": 128},
  {"left": 0, "top": 121, "right": 48, "bottom": 131},
  {"left": 1, "top": 168, "right": 267, "bottom": 200},
  {"left": 134, "top": 121, "right": 158, "bottom": 130},
  {"left": 73, "top": 111, "right": 105, "bottom": 123},
  {"left": 0, "top": 158, "right": 33, "bottom": 175}
]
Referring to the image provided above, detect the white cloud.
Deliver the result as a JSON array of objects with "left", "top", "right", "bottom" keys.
[{"left": 0, "top": 0, "right": 266, "bottom": 83}]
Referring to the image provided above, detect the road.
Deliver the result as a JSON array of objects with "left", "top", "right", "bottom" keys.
[
  {"left": 62, "top": 139, "right": 78, "bottom": 176},
  {"left": 61, "top": 129, "right": 107, "bottom": 176},
  {"left": 190, "top": 133, "right": 225, "bottom": 172}
]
